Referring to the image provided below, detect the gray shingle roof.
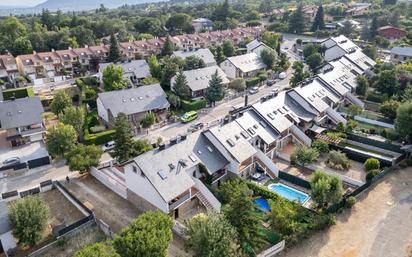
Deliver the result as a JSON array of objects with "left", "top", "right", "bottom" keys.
[
  {"left": 173, "top": 48, "right": 217, "bottom": 66},
  {"left": 99, "top": 60, "right": 151, "bottom": 79},
  {"left": 391, "top": 46, "right": 412, "bottom": 57},
  {"left": 0, "top": 97, "right": 44, "bottom": 129},
  {"left": 227, "top": 53, "right": 267, "bottom": 73},
  {"left": 171, "top": 66, "right": 229, "bottom": 92},
  {"left": 97, "top": 84, "right": 170, "bottom": 117}
]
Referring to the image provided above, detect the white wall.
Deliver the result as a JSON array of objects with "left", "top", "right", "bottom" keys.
[
  {"left": 124, "top": 163, "right": 169, "bottom": 213},
  {"left": 96, "top": 98, "right": 109, "bottom": 123},
  {"left": 220, "top": 60, "right": 237, "bottom": 79}
]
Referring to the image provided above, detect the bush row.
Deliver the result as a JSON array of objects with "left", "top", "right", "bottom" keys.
[
  {"left": 181, "top": 99, "right": 207, "bottom": 111},
  {"left": 3, "top": 87, "right": 34, "bottom": 100},
  {"left": 84, "top": 128, "right": 115, "bottom": 145}
]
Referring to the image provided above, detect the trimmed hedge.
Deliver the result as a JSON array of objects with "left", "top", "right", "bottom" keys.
[
  {"left": 181, "top": 99, "right": 207, "bottom": 111},
  {"left": 2, "top": 87, "right": 34, "bottom": 100},
  {"left": 84, "top": 129, "right": 115, "bottom": 145},
  {"left": 245, "top": 77, "right": 260, "bottom": 87}
]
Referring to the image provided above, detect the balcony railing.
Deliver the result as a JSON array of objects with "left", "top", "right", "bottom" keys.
[{"left": 169, "top": 192, "right": 191, "bottom": 210}]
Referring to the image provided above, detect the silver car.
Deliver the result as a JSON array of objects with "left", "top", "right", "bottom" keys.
[{"left": 2, "top": 157, "right": 21, "bottom": 167}]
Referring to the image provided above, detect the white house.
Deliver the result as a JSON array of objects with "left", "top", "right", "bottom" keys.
[
  {"left": 172, "top": 48, "right": 217, "bottom": 67},
  {"left": 192, "top": 18, "right": 214, "bottom": 32},
  {"left": 246, "top": 39, "right": 275, "bottom": 56},
  {"left": 390, "top": 46, "right": 412, "bottom": 64},
  {"left": 220, "top": 52, "right": 267, "bottom": 79}
]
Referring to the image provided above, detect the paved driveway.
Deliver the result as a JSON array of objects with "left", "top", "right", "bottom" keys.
[
  {"left": 280, "top": 167, "right": 412, "bottom": 257},
  {"left": 0, "top": 141, "right": 49, "bottom": 164}
]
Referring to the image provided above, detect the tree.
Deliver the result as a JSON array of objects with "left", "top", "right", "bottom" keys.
[
  {"left": 148, "top": 55, "right": 162, "bottom": 79},
  {"left": 184, "top": 56, "right": 206, "bottom": 70},
  {"left": 395, "top": 100, "right": 412, "bottom": 141},
  {"left": 364, "top": 158, "right": 380, "bottom": 171},
  {"left": 229, "top": 78, "right": 246, "bottom": 92},
  {"left": 311, "top": 5, "right": 325, "bottom": 32},
  {"left": 107, "top": 34, "right": 121, "bottom": 63},
  {"left": 402, "top": 85, "right": 412, "bottom": 102},
  {"left": 303, "top": 43, "right": 319, "bottom": 59},
  {"left": 338, "top": 20, "right": 354, "bottom": 37},
  {"left": 222, "top": 41, "right": 235, "bottom": 57},
  {"left": 114, "top": 211, "right": 173, "bottom": 257},
  {"left": 168, "top": 93, "right": 181, "bottom": 109},
  {"left": 306, "top": 53, "right": 323, "bottom": 70},
  {"left": 13, "top": 37, "right": 33, "bottom": 56},
  {"left": 260, "top": 49, "right": 276, "bottom": 68},
  {"left": 141, "top": 112, "right": 156, "bottom": 128},
  {"left": 370, "top": 16, "right": 379, "bottom": 40},
  {"left": 59, "top": 106, "right": 85, "bottom": 135},
  {"left": 347, "top": 104, "right": 363, "bottom": 118},
  {"left": 380, "top": 99, "right": 400, "bottom": 120},
  {"left": 211, "top": 46, "right": 226, "bottom": 64},
  {"left": 46, "top": 123, "right": 78, "bottom": 157},
  {"left": 160, "top": 58, "right": 179, "bottom": 90},
  {"left": 290, "top": 61, "right": 309, "bottom": 87},
  {"left": 312, "top": 140, "right": 329, "bottom": 153},
  {"left": 206, "top": 70, "right": 225, "bottom": 105},
  {"left": 165, "top": 13, "right": 193, "bottom": 33},
  {"left": 362, "top": 44, "right": 377, "bottom": 60},
  {"left": 184, "top": 213, "right": 240, "bottom": 257},
  {"left": 50, "top": 90, "right": 72, "bottom": 115},
  {"left": 375, "top": 69, "right": 399, "bottom": 96},
  {"left": 140, "top": 77, "right": 159, "bottom": 86},
  {"left": 102, "top": 64, "right": 129, "bottom": 91},
  {"left": 290, "top": 145, "right": 319, "bottom": 170},
  {"left": 75, "top": 242, "right": 120, "bottom": 257},
  {"left": 161, "top": 35, "right": 174, "bottom": 56},
  {"left": 355, "top": 75, "right": 369, "bottom": 96},
  {"left": 173, "top": 70, "right": 191, "bottom": 100},
  {"left": 327, "top": 150, "right": 351, "bottom": 170},
  {"left": 310, "top": 170, "right": 343, "bottom": 206},
  {"left": 66, "top": 144, "right": 103, "bottom": 173},
  {"left": 261, "top": 32, "right": 281, "bottom": 49},
  {"left": 0, "top": 16, "right": 27, "bottom": 55},
  {"left": 113, "top": 113, "right": 134, "bottom": 163},
  {"left": 214, "top": 0, "right": 230, "bottom": 21},
  {"left": 9, "top": 196, "right": 50, "bottom": 246},
  {"left": 130, "top": 139, "right": 153, "bottom": 157},
  {"left": 288, "top": 4, "right": 305, "bottom": 34}
]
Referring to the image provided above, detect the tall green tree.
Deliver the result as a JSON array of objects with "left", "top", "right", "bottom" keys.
[
  {"left": 395, "top": 100, "right": 412, "bottom": 141},
  {"left": 173, "top": 70, "right": 191, "bottom": 100},
  {"left": 214, "top": 0, "right": 230, "bottom": 21},
  {"left": 66, "top": 144, "right": 103, "bottom": 173},
  {"left": 260, "top": 49, "right": 276, "bottom": 68},
  {"left": 102, "top": 64, "right": 129, "bottom": 91},
  {"left": 380, "top": 99, "right": 400, "bottom": 120},
  {"left": 59, "top": 106, "right": 85, "bottom": 135},
  {"left": 13, "top": 37, "right": 33, "bottom": 56},
  {"left": 113, "top": 112, "right": 134, "bottom": 162},
  {"left": 310, "top": 170, "right": 343, "bottom": 206},
  {"left": 184, "top": 213, "right": 240, "bottom": 257},
  {"left": 9, "top": 196, "right": 50, "bottom": 246},
  {"left": 160, "top": 58, "right": 179, "bottom": 90},
  {"left": 369, "top": 16, "right": 379, "bottom": 40},
  {"left": 311, "top": 5, "right": 325, "bottom": 31},
  {"left": 161, "top": 35, "right": 174, "bottom": 56},
  {"left": 114, "top": 211, "right": 173, "bottom": 257},
  {"left": 338, "top": 20, "right": 354, "bottom": 37},
  {"left": 50, "top": 90, "right": 72, "bottom": 115},
  {"left": 288, "top": 4, "right": 305, "bottom": 34},
  {"left": 362, "top": 44, "right": 377, "bottom": 60},
  {"left": 290, "top": 145, "right": 319, "bottom": 170},
  {"left": 75, "top": 242, "right": 120, "bottom": 257},
  {"left": 165, "top": 13, "right": 193, "bottom": 33},
  {"left": 290, "top": 61, "right": 309, "bottom": 87},
  {"left": 306, "top": 53, "right": 323, "bottom": 70},
  {"left": 211, "top": 46, "right": 226, "bottom": 64},
  {"left": 46, "top": 123, "right": 78, "bottom": 157},
  {"left": 222, "top": 40, "right": 235, "bottom": 57},
  {"left": 0, "top": 16, "right": 27, "bottom": 54},
  {"left": 148, "top": 55, "right": 162, "bottom": 79},
  {"left": 205, "top": 70, "right": 225, "bottom": 105},
  {"left": 375, "top": 68, "right": 399, "bottom": 96},
  {"left": 107, "top": 34, "right": 121, "bottom": 63},
  {"left": 355, "top": 75, "right": 369, "bottom": 96},
  {"left": 184, "top": 56, "right": 206, "bottom": 70}
]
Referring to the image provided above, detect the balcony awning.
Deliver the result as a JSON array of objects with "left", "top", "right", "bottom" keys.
[{"left": 308, "top": 125, "right": 326, "bottom": 134}]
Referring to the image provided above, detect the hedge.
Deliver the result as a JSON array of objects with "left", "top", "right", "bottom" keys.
[
  {"left": 181, "top": 99, "right": 207, "bottom": 111},
  {"left": 2, "top": 87, "right": 35, "bottom": 100},
  {"left": 84, "top": 129, "right": 115, "bottom": 145},
  {"left": 245, "top": 77, "right": 260, "bottom": 87}
]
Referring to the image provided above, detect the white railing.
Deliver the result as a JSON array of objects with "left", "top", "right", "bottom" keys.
[
  {"left": 326, "top": 107, "right": 347, "bottom": 125},
  {"left": 193, "top": 178, "right": 221, "bottom": 212},
  {"left": 255, "top": 148, "right": 279, "bottom": 178},
  {"left": 257, "top": 240, "right": 285, "bottom": 257},
  {"left": 290, "top": 125, "right": 312, "bottom": 146}
]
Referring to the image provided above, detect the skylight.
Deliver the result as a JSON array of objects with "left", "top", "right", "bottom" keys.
[{"left": 158, "top": 170, "right": 167, "bottom": 180}]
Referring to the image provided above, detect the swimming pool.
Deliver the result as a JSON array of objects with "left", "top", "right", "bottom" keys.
[
  {"left": 267, "top": 183, "right": 310, "bottom": 204},
  {"left": 254, "top": 198, "right": 271, "bottom": 212}
]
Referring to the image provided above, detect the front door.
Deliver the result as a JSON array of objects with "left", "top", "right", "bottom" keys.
[{"left": 174, "top": 208, "right": 179, "bottom": 219}]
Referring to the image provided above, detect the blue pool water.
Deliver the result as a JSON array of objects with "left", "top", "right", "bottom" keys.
[
  {"left": 268, "top": 183, "right": 310, "bottom": 204},
  {"left": 254, "top": 198, "right": 271, "bottom": 212}
]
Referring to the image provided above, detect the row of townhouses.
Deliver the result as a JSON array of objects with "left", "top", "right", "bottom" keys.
[
  {"left": 8, "top": 27, "right": 263, "bottom": 82},
  {"left": 93, "top": 35, "right": 376, "bottom": 220}
]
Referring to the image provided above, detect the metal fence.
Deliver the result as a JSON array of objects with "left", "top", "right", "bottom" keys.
[
  {"left": 278, "top": 171, "right": 311, "bottom": 189},
  {"left": 28, "top": 156, "right": 51, "bottom": 169}
]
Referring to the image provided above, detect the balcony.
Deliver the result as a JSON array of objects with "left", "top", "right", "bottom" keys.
[{"left": 168, "top": 191, "right": 191, "bottom": 210}]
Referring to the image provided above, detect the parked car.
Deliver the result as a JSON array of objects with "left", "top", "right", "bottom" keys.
[
  {"left": 278, "top": 72, "right": 287, "bottom": 79},
  {"left": 181, "top": 111, "right": 198, "bottom": 123},
  {"left": 102, "top": 141, "right": 115, "bottom": 152},
  {"left": 267, "top": 80, "right": 275, "bottom": 86},
  {"left": 271, "top": 88, "right": 279, "bottom": 94},
  {"left": 2, "top": 157, "right": 21, "bottom": 168},
  {"left": 187, "top": 122, "right": 204, "bottom": 132},
  {"left": 248, "top": 86, "right": 259, "bottom": 95}
]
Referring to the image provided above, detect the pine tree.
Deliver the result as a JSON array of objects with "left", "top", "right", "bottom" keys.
[
  {"left": 113, "top": 113, "right": 134, "bottom": 163},
  {"left": 206, "top": 70, "right": 225, "bottom": 106},
  {"left": 311, "top": 5, "right": 325, "bottom": 32},
  {"left": 288, "top": 4, "right": 305, "bottom": 34},
  {"left": 173, "top": 71, "right": 191, "bottom": 100},
  {"left": 369, "top": 16, "right": 379, "bottom": 40},
  {"left": 161, "top": 35, "right": 174, "bottom": 56},
  {"left": 107, "top": 34, "right": 121, "bottom": 63}
]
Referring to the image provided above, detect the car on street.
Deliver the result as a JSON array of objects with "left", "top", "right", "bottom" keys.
[
  {"left": 266, "top": 80, "right": 275, "bottom": 86},
  {"left": 2, "top": 157, "right": 21, "bottom": 168},
  {"left": 102, "top": 141, "right": 115, "bottom": 152},
  {"left": 278, "top": 72, "right": 287, "bottom": 79},
  {"left": 187, "top": 122, "right": 204, "bottom": 132},
  {"left": 248, "top": 86, "right": 259, "bottom": 95},
  {"left": 181, "top": 111, "right": 198, "bottom": 123}
]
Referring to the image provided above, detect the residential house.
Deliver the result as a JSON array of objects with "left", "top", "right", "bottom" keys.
[
  {"left": 390, "top": 46, "right": 412, "bottom": 63},
  {"left": 172, "top": 48, "right": 217, "bottom": 67},
  {"left": 119, "top": 42, "right": 141, "bottom": 60},
  {"left": 336, "top": 19, "right": 361, "bottom": 30},
  {"left": 0, "top": 202, "right": 17, "bottom": 256},
  {"left": 99, "top": 60, "right": 151, "bottom": 86},
  {"left": 97, "top": 84, "right": 169, "bottom": 134},
  {"left": 246, "top": 39, "right": 275, "bottom": 56},
  {"left": 377, "top": 26, "right": 407, "bottom": 40},
  {"left": 0, "top": 97, "right": 44, "bottom": 147},
  {"left": 303, "top": 5, "right": 318, "bottom": 22},
  {"left": 15, "top": 53, "right": 41, "bottom": 80},
  {"left": 345, "top": 3, "right": 372, "bottom": 16},
  {"left": 220, "top": 52, "right": 267, "bottom": 79},
  {"left": 192, "top": 18, "right": 214, "bottom": 32},
  {"left": 124, "top": 131, "right": 226, "bottom": 218},
  {"left": 0, "top": 55, "right": 19, "bottom": 85},
  {"left": 54, "top": 49, "right": 79, "bottom": 73},
  {"left": 171, "top": 66, "right": 229, "bottom": 99},
  {"left": 36, "top": 51, "right": 62, "bottom": 78},
  {"left": 88, "top": 45, "right": 109, "bottom": 61},
  {"left": 72, "top": 47, "right": 94, "bottom": 68}
]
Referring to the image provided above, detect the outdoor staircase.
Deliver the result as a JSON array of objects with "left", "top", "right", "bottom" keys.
[
  {"left": 196, "top": 192, "right": 215, "bottom": 211},
  {"left": 193, "top": 178, "right": 221, "bottom": 213}
]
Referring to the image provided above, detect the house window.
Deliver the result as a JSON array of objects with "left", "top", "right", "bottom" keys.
[{"left": 132, "top": 166, "right": 138, "bottom": 173}]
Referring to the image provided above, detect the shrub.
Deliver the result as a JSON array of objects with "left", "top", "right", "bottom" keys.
[
  {"left": 2, "top": 87, "right": 34, "bottom": 100},
  {"left": 84, "top": 129, "right": 116, "bottom": 145},
  {"left": 141, "top": 112, "right": 156, "bottom": 128},
  {"left": 181, "top": 99, "right": 207, "bottom": 111},
  {"left": 327, "top": 150, "right": 351, "bottom": 170},
  {"left": 89, "top": 125, "right": 105, "bottom": 133},
  {"left": 325, "top": 131, "right": 347, "bottom": 141},
  {"left": 366, "top": 169, "right": 380, "bottom": 182},
  {"left": 229, "top": 78, "right": 246, "bottom": 92},
  {"left": 385, "top": 129, "right": 400, "bottom": 141},
  {"left": 366, "top": 91, "right": 388, "bottom": 103},
  {"left": 245, "top": 77, "right": 260, "bottom": 87},
  {"left": 312, "top": 140, "right": 329, "bottom": 153},
  {"left": 346, "top": 196, "right": 356, "bottom": 208},
  {"left": 364, "top": 158, "right": 380, "bottom": 171}
]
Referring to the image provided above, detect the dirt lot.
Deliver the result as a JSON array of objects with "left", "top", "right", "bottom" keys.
[
  {"left": 280, "top": 167, "right": 412, "bottom": 257},
  {"left": 66, "top": 175, "right": 189, "bottom": 257}
]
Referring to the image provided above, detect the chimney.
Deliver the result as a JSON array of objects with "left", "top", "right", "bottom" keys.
[{"left": 244, "top": 95, "right": 248, "bottom": 107}]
